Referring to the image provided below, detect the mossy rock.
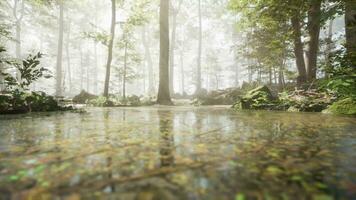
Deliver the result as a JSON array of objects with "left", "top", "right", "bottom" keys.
[
  {"left": 73, "top": 90, "right": 97, "bottom": 104},
  {"left": 325, "top": 98, "right": 356, "bottom": 115},
  {"left": 236, "top": 85, "right": 278, "bottom": 110}
]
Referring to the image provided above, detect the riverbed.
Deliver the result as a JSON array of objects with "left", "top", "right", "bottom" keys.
[{"left": 0, "top": 106, "right": 355, "bottom": 199}]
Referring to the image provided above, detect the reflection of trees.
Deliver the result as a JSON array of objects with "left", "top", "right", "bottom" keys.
[
  {"left": 158, "top": 110, "right": 175, "bottom": 167},
  {"left": 103, "top": 110, "right": 115, "bottom": 192}
]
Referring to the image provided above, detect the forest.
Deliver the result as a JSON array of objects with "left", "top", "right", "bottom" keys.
[{"left": 0, "top": 0, "right": 356, "bottom": 199}]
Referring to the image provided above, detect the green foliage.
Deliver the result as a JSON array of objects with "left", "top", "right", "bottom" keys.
[
  {"left": 2, "top": 52, "right": 51, "bottom": 90},
  {"left": 326, "top": 98, "right": 356, "bottom": 115},
  {"left": 319, "top": 47, "right": 356, "bottom": 98},
  {"left": 234, "top": 86, "right": 279, "bottom": 110},
  {"left": 88, "top": 96, "right": 113, "bottom": 107},
  {"left": 0, "top": 90, "right": 63, "bottom": 114}
]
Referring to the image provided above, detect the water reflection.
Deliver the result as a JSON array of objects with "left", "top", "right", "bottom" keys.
[
  {"left": 158, "top": 110, "right": 175, "bottom": 167},
  {"left": 0, "top": 107, "right": 355, "bottom": 199}
]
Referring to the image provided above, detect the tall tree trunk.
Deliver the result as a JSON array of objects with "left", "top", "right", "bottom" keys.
[
  {"left": 157, "top": 0, "right": 172, "bottom": 105},
  {"left": 65, "top": 21, "right": 72, "bottom": 93},
  {"left": 180, "top": 48, "right": 185, "bottom": 94},
  {"left": 169, "top": 12, "right": 177, "bottom": 96},
  {"left": 94, "top": 41, "right": 98, "bottom": 94},
  {"left": 86, "top": 53, "right": 90, "bottom": 92},
  {"left": 93, "top": 6, "right": 99, "bottom": 94},
  {"left": 345, "top": 0, "right": 356, "bottom": 67},
  {"left": 79, "top": 46, "right": 83, "bottom": 91},
  {"left": 306, "top": 0, "right": 322, "bottom": 81},
  {"left": 325, "top": 20, "right": 333, "bottom": 77},
  {"left": 123, "top": 41, "right": 128, "bottom": 100},
  {"left": 104, "top": 0, "right": 116, "bottom": 98},
  {"left": 291, "top": 12, "right": 307, "bottom": 85},
  {"left": 13, "top": 0, "right": 24, "bottom": 81},
  {"left": 56, "top": 0, "right": 64, "bottom": 96},
  {"left": 196, "top": 0, "right": 202, "bottom": 93},
  {"left": 169, "top": 0, "right": 182, "bottom": 96},
  {"left": 142, "top": 26, "right": 154, "bottom": 95}
]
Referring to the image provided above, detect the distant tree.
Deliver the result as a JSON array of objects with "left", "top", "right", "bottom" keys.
[{"left": 55, "top": 0, "right": 64, "bottom": 96}]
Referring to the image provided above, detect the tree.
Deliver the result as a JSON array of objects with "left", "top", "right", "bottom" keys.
[
  {"left": 345, "top": 0, "right": 356, "bottom": 67},
  {"left": 306, "top": 0, "right": 322, "bottom": 81},
  {"left": 169, "top": 0, "right": 183, "bottom": 95},
  {"left": 55, "top": 0, "right": 64, "bottom": 96},
  {"left": 103, "top": 0, "right": 116, "bottom": 98},
  {"left": 196, "top": 0, "right": 202, "bottom": 93},
  {"left": 157, "top": 0, "right": 172, "bottom": 105},
  {"left": 291, "top": 9, "right": 308, "bottom": 84}
]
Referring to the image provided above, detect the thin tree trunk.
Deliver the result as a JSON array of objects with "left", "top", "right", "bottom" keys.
[
  {"left": 65, "top": 21, "right": 72, "bottom": 93},
  {"left": 80, "top": 46, "right": 83, "bottom": 91},
  {"left": 86, "top": 53, "right": 90, "bottom": 92},
  {"left": 325, "top": 20, "right": 333, "bottom": 77},
  {"left": 157, "top": 0, "right": 172, "bottom": 105},
  {"left": 306, "top": 0, "right": 322, "bottom": 81},
  {"left": 93, "top": 7, "right": 99, "bottom": 94},
  {"left": 180, "top": 48, "right": 185, "bottom": 94},
  {"left": 169, "top": 0, "right": 182, "bottom": 96},
  {"left": 345, "top": 0, "right": 356, "bottom": 67},
  {"left": 94, "top": 41, "right": 98, "bottom": 94},
  {"left": 123, "top": 41, "right": 128, "bottom": 100},
  {"left": 104, "top": 0, "right": 116, "bottom": 98},
  {"left": 196, "top": 0, "right": 202, "bottom": 93},
  {"left": 142, "top": 26, "right": 154, "bottom": 95},
  {"left": 56, "top": 0, "right": 64, "bottom": 96},
  {"left": 169, "top": 14, "right": 176, "bottom": 96},
  {"left": 291, "top": 13, "right": 307, "bottom": 85}
]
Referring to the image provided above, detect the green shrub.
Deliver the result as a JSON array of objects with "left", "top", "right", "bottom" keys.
[{"left": 325, "top": 98, "right": 356, "bottom": 115}]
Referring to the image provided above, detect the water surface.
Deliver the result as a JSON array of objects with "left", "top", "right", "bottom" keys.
[{"left": 0, "top": 107, "right": 356, "bottom": 199}]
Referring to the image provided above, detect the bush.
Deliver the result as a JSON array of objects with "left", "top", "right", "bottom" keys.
[
  {"left": 88, "top": 96, "right": 114, "bottom": 107},
  {"left": 325, "top": 98, "right": 356, "bottom": 115},
  {"left": 0, "top": 90, "right": 67, "bottom": 114}
]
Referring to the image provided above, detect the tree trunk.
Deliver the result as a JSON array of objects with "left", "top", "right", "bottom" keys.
[
  {"left": 86, "top": 53, "right": 90, "bottom": 92},
  {"left": 180, "top": 48, "right": 185, "bottom": 94},
  {"left": 56, "top": 0, "right": 64, "bottom": 96},
  {"left": 65, "top": 21, "right": 72, "bottom": 93},
  {"left": 306, "top": 0, "right": 322, "bottom": 81},
  {"left": 142, "top": 26, "right": 154, "bottom": 95},
  {"left": 195, "top": 0, "right": 202, "bottom": 93},
  {"left": 169, "top": 12, "right": 177, "bottom": 96},
  {"left": 79, "top": 45, "right": 83, "bottom": 91},
  {"left": 104, "top": 0, "right": 116, "bottom": 98},
  {"left": 169, "top": 0, "right": 182, "bottom": 96},
  {"left": 94, "top": 41, "right": 98, "bottom": 94},
  {"left": 291, "top": 12, "right": 307, "bottom": 85},
  {"left": 157, "top": 0, "right": 172, "bottom": 105},
  {"left": 325, "top": 20, "right": 333, "bottom": 77},
  {"left": 123, "top": 41, "right": 128, "bottom": 100},
  {"left": 345, "top": 0, "right": 356, "bottom": 67}
]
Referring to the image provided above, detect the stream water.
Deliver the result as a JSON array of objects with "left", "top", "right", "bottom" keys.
[{"left": 0, "top": 106, "right": 355, "bottom": 199}]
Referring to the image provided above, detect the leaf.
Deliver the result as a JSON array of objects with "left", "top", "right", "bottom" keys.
[{"left": 235, "top": 193, "right": 245, "bottom": 200}]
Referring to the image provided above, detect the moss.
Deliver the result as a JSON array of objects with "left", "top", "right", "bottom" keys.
[
  {"left": 72, "top": 90, "right": 97, "bottom": 104},
  {"left": 234, "top": 85, "right": 279, "bottom": 110},
  {"left": 326, "top": 98, "right": 356, "bottom": 115}
]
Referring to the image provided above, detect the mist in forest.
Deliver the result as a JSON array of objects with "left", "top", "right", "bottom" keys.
[{"left": 0, "top": 0, "right": 346, "bottom": 99}]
